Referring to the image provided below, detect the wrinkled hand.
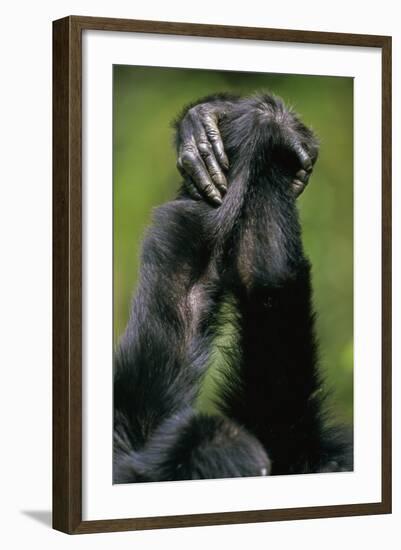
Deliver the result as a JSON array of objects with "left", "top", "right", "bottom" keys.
[{"left": 176, "top": 102, "right": 231, "bottom": 206}]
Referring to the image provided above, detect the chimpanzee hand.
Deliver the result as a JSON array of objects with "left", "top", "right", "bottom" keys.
[
  {"left": 282, "top": 132, "right": 318, "bottom": 198},
  {"left": 176, "top": 99, "right": 234, "bottom": 206}
]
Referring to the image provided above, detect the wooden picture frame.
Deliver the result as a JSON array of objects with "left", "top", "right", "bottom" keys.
[{"left": 53, "top": 15, "right": 392, "bottom": 534}]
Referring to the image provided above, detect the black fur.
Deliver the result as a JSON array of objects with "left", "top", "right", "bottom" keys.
[{"left": 113, "top": 93, "right": 352, "bottom": 483}]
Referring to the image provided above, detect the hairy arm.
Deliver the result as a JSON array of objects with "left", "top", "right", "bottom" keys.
[{"left": 174, "top": 93, "right": 317, "bottom": 206}]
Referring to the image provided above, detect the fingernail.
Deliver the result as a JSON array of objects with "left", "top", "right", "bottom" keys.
[
  {"left": 215, "top": 176, "right": 227, "bottom": 194},
  {"left": 213, "top": 195, "right": 223, "bottom": 206}
]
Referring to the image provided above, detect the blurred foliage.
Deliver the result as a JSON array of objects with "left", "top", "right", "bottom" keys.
[{"left": 113, "top": 65, "right": 353, "bottom": 424}]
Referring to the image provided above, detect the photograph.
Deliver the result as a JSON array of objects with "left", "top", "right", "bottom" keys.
[
  {"left": 52, "top": 16, "right": 391, "bottom": 533},
  {"left": 112, "top": 65, "right": 354, "bottom": 484},
  {"left": 1, "top": 0, "right": 397, "bottom": 546}
]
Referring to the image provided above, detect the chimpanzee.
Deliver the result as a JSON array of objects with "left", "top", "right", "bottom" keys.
[{"left": 113, "top": 93, "right": 352, "bottom": 483}]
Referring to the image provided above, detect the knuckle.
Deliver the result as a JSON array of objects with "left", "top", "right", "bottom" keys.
[
  {"left": 204, "top": 119, "right": 219, "bottom": 137},
  {"left": 207, "top": 129, "right": 219, "bottom": 142},
  {"left": 295, "top": 169, "right": 308, "bottom": 183},
  {"left": 204, "top": 113, "right": 217, "bottom": 125},
  {"left": 198, "top": 141, "right": 212, "bottom": 156},
  {"left": 198, "top": 105, "right": 208, "bottom": 118},
  {"left": 180, "top": 150, "right": 197, "bottom": 167},
  {"left": 187, "top": 106, "right": 200, "bottom": 121},
  {"left": 213, "top": 173, "right": 225, "bottom": 185},
  {"left": 295, "top": 146, "right": 312, "bottom": 170},
  {"left": 186, "top": 181, "right": 199, "bottom": 197},
  {"left": 202, "top": 181, "right": 214, "bottom": 193}
]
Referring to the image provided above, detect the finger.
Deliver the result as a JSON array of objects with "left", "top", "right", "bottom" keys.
[
  {"left": 198, "top": 141, "right": 228, "bottom": 195},
  {"left": 295, "top": 169, "right": 310, "bottom": 185},
  {"left": 292, "top": 180, "right": 306, "bottom": 197},
  {"left": 184, "top": 179, "right": 203, "bottom": 201},
  {"left": 180, "top": 149, "right": 222, "bottom": 206},
  {"left": 176, "top": 157, "right": 188, "bottom": 180},
  {"left": 292, "top": 169, "right": 311, "bottom": 197},
  {"left": 307, "top": 142, "right": 319, "bottom": 169},
  {"left": 177, "top": 108, "right": 225, "bottom": 203},
  {"left": 203, "top": 114, "right": 229, "bottom": 170},
  {"left": 190, "top": 114, "right": 227, "bottom": 195},
  {"left": 177, "top": 159, "right": 203, "bottom": 200},
  {"left": 292, "top": 142, "right": 312, "bottom": 171}
]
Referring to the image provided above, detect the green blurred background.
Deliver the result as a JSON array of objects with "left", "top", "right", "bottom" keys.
[{"left": 113, "top": 65, "right": 353, "bottom": 425}]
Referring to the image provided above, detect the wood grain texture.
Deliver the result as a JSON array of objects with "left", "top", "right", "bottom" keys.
[
  {"left": 52, "top": 16, "right": 82, "bottom": 534},
  {"left": 70, "top": 15, "right": 389, "bottom": 46},
  {"left": 381, "top": 35, "right": 392, "bottom": 514},
  {"left": 52, "top": 15, "right": 392, "bottom": 534}
]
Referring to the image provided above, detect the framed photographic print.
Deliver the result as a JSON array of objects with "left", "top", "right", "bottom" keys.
[{"left": 53, "top": 15, "right": 392, "bottom": 534}]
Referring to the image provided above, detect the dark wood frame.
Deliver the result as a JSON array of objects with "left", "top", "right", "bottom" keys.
[{"left": 53, "top": 15, "right": 392, "bottom": 534}]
